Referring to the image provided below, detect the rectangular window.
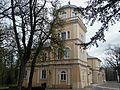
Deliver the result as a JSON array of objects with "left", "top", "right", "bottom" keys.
[
  {"left": 41, "top": 70, "right": 47, "bottom": 79},
  {"left": 72, "top": 10, "right": 77, "bottom": 17},
  {"left": 56, "top": 48, "right": 61, "bottom": 60},
  {"left": 61, "top": 32, "right": 66, "bottom": 40},
  {"left": 61, "top": 74, "right": 66, "bottom": 80},
  {"left": 64, "top": 48, "right": 70, "bottom": 59},
  {"left": 62, "top": 11, "right": 67, "bottom": 18},
  {"left": 60, "top": 11, "right": 67, "bottom": 19},
  {"left": 67, "top": 31, "right": 70, "bottom": 39}
]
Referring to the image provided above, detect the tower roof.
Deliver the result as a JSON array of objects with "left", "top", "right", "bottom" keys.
[
  {"left": 62, "top": 2, "right": 78, "bottom": 9},
  {"left": 61, "top": 3, "right": 83, "bottom": 15}
]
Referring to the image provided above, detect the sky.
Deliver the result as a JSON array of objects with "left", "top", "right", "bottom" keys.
[{"left": 60, "top": 0, "right": 120, "bottom": 64}]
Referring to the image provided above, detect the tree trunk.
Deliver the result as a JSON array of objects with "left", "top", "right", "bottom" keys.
[
  {"left": 118, "top": 74, "right": 120, "bottom": 83},
  {"left": 116, "top": 70, "right": 120, "bottom": 83},
  {"left": 17, "top": 60, "right": 26, "bottom": 90},
  {"left": 28, "top": 51, "right": 40, "bottom": 90},
  {"left": 28, "top": 58, "right": 37, "bottom": 90},
  {"left": 28, "top": 45, "right": 42, "bottom": 90},
  {"left": 117, "top": 72, "right": 120, "bottom": 83}
]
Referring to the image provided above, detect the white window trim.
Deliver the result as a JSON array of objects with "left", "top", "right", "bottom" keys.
[
  {"left": 40, "top": 69, "right": 47, "bottom": 80},
  {"left": 59, "top": 10, "right": 67, "bottom": 19},
  {"left": 64, "top": 48, "right": 70, "bottom": 59},
  {"left": 61, "top": 32, "right": 66, "bottom": 40},
  {"left": 61, "top": 31, "right": 70, "bottom": 40},
  {"left": 60, "top": 71, "right": 67, "bottom": 81}
]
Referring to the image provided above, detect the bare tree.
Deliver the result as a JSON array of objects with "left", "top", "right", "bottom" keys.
[
  {"left": 104, "top": 45, "right": 120, "bottom": 82},
  {"left": 0, "top": 0, "right": 64, "bottom": 90},
  {"left": 80, "top": 0, "right": 120, "bottom": 48}
]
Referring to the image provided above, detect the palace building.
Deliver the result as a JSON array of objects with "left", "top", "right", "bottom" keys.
[{"left": 23, "top": 3, "right": 105, "bottom": 90}]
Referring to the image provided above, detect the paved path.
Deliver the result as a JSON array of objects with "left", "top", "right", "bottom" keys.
[
  {"left": 83, "top": 81, "right": 120, "bottom": 90},
  {"left": 46, "top": 81, "right": 120, "bottom": 90}
]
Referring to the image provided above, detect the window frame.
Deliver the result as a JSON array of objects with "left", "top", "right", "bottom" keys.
[
  {"left": 67, "top": 31, "right": 70, "bottom": 39},
  {"left": 61, "top": 31, "right": 70, "bottom": 40},
  {"left": 72, "top": 9, "right": 77, "bottom": 17},
  {"left": 56, "top": 48, "right": 61, "bottom": 60},
  {"left": 60, "top": 71, "right": 67, "bottom": 81},
  {"left": 64, "top": 48, "right": 70, "bottom": 59},
  {"left": 43, "top": 52, "right": 48, "bottom": 61},
  {"left": 41, "top": 69, "right": 47, "bottom": 79},
  {"left": 62, "top": 11, "right": 67, "bottom": 18},
  {"left": 61, "top": 32, "right": 66, "bottom": 40}
]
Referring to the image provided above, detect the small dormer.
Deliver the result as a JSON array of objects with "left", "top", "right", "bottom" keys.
[{"left": 60, "top": 2, "right": 82, "bottom": 19}]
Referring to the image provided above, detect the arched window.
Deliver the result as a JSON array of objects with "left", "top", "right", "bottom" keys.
[
  {"left": 60, "top": 71, "right": 67, "bottom": 81},
  {"left": 64, "top": 48, "right": 70, "bottom": 59}
]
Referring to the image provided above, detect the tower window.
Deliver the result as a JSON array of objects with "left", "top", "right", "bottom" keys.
[
  {"left": 67, "top": 31, "right": 70, "bottom": 38},
  {"left": 60, "top": 11, "right": 67, "bottom": 19},
  {"left": 72, "top": 9, "right": 77, "bottom": 17},
  {"left": 64, "top": 48, "right": 70, "bottom": 59},
  {"left": 61, "top": 32, "right": 66, "bottom": 40},
  {"left": 56, "top": 48, "right": 61, "bottom": 60},
  {"left": 75, "top": 12, "right": 77, "bottom": 16},
  {"left": 61, "top": 31, "right": 70, "bottom": 40}
]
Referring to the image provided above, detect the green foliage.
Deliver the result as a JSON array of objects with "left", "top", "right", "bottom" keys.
[{"left": 0, "top": 25, "right": 18, "bottom": 86}]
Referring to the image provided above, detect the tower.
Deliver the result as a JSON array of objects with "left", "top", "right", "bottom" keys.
[{"left": 58, "top": 3, "right": 88, "bottom": 89}]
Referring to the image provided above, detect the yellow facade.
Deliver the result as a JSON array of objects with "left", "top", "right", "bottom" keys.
[
  {"left": 87, "top": 55, "right": 106, "bottom": 85},
  {"left": 23, "top": 3, "right": 105, "bottom": 89}
]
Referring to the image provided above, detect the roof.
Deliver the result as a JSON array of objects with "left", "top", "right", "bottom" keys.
[
  {"left": 61, "top": 3, "right": 83, "bottom": 15},
  {"left": 62, "top": 1, "right": 78, "bottom": 9},
  {"left": 87, "top": 55, "right": 97, "bottom": 59},
  {"left": 87, "top": 54, "right": 101, "bottom": 62},
  {"left": 62, "top": 4, "right": 78, "bottom": 9}
]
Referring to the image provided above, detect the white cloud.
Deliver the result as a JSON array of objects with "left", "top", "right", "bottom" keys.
[{"left": 87, "top": 23, "right": 120, "bottom": 62}]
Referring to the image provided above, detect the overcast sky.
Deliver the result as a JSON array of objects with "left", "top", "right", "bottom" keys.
[{"left": 61, "top": 0, "right": 120, "bottom": 63}]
